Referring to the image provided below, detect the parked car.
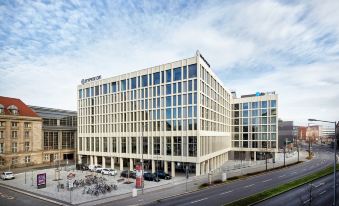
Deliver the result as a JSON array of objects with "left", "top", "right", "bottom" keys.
[
  {"left": 88, "top": 164, "right": 102, "bottom": 172},
  {"left": 76, "top": 164, "right": 89, "bottom": 171},
  {"left": 155, "top": 171, "right": 172, "bottom": 180},
  {"left": 101, "top": 168, "right": 117, "bottom": 176},
  {"left": 95, "top": 167, "right": 104, "bottom": 173},
  {"left": 1, "top": 171, "right": 15, "bottom": 180},
  {"left": 143, "top": 172, "right": 160, "bottom": 182},
  {"left": 120, "top": 170, "right": 136, "bottom": 179}
]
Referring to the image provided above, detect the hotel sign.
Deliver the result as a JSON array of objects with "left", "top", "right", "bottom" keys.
[{"left": 81, "top": 75, "right": 101, "bottom": 84}]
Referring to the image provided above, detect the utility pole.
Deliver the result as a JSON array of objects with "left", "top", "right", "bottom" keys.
[
  {"left": 297, "top": 137, "right": 299, "bottom": 162},
  {"left": 284, "top": 138, "right": 286, "bottom": 167}
]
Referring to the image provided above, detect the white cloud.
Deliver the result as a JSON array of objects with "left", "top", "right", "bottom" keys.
[{"left": 0, "top": 0, "right": 339, "bottom": 125}]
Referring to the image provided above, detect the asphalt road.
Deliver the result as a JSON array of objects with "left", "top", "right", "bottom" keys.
[
  {"left": 141, "top": 145, "right": 333, "bottom": 206},
  {"left": 0, "top": 185, "right": 58, "bottom": 206},
  {"left": 257, "top": 172, "right": 339, "bottom": 206}
]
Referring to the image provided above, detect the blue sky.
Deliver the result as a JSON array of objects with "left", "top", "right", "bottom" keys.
[{"left": 0, "top": 0, "right": 339, "bottom": 125}]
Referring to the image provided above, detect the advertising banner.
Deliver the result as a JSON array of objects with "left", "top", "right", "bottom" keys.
[
  {"left": 135, "top": 164, "right": 143, "bottom": 188},
  {"left": 37, "top": 173, "right": 46, "bottom": 189}
]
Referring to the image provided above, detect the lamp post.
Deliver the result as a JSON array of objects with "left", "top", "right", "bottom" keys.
[{"left": 308, "top": 119, "right": 338, "bottom": 206}]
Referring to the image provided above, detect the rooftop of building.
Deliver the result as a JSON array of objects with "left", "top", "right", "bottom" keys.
[
  {"left": 29, "top": 105, "right": 76, "bottom": 119},
  {"left": 0, "top": 96, "right": 39, "bottom": 118}
]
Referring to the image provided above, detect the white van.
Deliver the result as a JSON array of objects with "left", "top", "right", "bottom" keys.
[{"left": 88, "top": 164, "right": 102, "bottom": 172}]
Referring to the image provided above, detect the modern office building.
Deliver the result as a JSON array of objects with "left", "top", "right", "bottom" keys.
[
  {"left": 231, "top": 92, "right": 278, "bottom": 161},
  {"left": 77, "top": 51, "right": 278, "bottom": 176},
  {"left": 278, "top": 120, "right": 294, "bottom": 148},
  {"left": 29, "top": 106, "right": 77, "bottom": 165},
  {"left": 0, "top": 96, "right": 43, "bottom": 169}
]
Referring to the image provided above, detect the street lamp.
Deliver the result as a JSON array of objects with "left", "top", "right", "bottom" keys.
[{"left": 308, "top": 118, "right": 338, "bottom": 206}]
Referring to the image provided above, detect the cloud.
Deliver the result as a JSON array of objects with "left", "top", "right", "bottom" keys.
[{"left": 0, "top": 0, "right": 338, "bottom": 125}]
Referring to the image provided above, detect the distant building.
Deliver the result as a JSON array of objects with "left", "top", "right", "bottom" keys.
[
  {"left": 0, "top": 96, "right": 43, "bottom": 169},
  {"left": 278, "top": 120, "right": 295, "bottom": 148},
  {"left": 306, "top": 125, "right": 320, "bottom": 143},
  {"left": 29, "top": 106, "right": 77, "bottom": 165},
  {"left": 298, "top": 126, "right": 307, "bottom": 141}
]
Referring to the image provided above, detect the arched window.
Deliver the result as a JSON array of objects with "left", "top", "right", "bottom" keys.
[{"left": 7, "top": 105, "right": 18, "bottom": 115}]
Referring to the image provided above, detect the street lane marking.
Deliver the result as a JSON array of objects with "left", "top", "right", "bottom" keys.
[
  {"left": 315, "top": 182, "right": 325, "bottom": 188},
  {"left": 303, "top": 199, "right": 310, "bottom": 204},
  {"left": 292, "top": 172, "right": 297, "bottom": 174},
  {"left": 191, "top": 197, "right": 208, "bottom": 204},
  {"left": 279, "top": 175, "right": 285, "bottom": 178},
  {"left": 319, "top": 190, "right": 326, "bottom": 195},
  {"left": 219, "top": 190, "right": 233, "bottom": 195},
  {"left": 244, "top": 184, "right": 255, "bottom": 188},
  {"left": 262, "top": 179, "right": 272, "bottom": 183}
]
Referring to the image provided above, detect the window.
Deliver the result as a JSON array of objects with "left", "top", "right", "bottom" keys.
[
  {"left": 153, "top": 72, "right": 160, "bottom": 85},
  {"left": 12, "top": 142, "right": 17, "bottom": 153},
  {"left": 95, "top": 137, "right": 99, "bottom": 152},
  {"left": 112, "top": 82, "right": 117, "bottom": 93},
  {"left": 131, "top": 77, "right": 137, "bottom": 89},
  {"left": 24, "top": 122, "right": 31, "bottom": 128},
  {"left": 24, "top": 131, "right": 29, "bottom": 138},
  {"left": 44, "top": 154, "right": 49, "bottom": 161},
  {"left": 188, "top": 136, "right": 197, "bottom": 157},
  {"left": 261, "top": 101, "right": 267, "bottom": 108},
  {"left": 86, "top": 137, "right": 90, "bottom": 151},
  {"left": 166, "top": 137, "right": 171, "bottom": 155},
  {"left": 121, "top": 137, "right": 126, "bottom": 153},
  {"left": 188, "top": 64, "right": 197, "bottom": 78},
  {"left": 103, "top": 137, "right": 108, "bottom": 152},
  {"left": 25, "top": 156, "right": 31, "bottom": 163},
  {"left": 121, "top": 80, "right": 126, "bottom": 91},
  {"left": 242, "top": 103, "right": 249, "bottom": 110},
  {"left": 0, "top": 121, "right": 5, "bottom": 127},
  {"left": 0, "top": 131, "right": 4, "bottom": 139},
  {"left": 173, "top": 67, "right": 181, "bottom": 81},
  {"left": 153, "top": 137, "right": 160, "bottom": 155},
  {"left": 252, "top": 102, "right": 258, "bottom": 109},
  {"left": 143, "top": 137, "right": 148, "bottom": 154},
  {"left": 166, "top": 84, "right": 171, "bottom": 95},
  {"left": 271, "top": 108, "right": 277, "bottom": 115},
  {"left": 112, "top": 137, "right": 117, "bottom": 153},
  {"left": 11, "top": 122, "right": 18, "bottom": 127},
  {"left": 142, "top": 75, "right": 148, "bottom": 87},
  {"left": 132, "top": 137, "right": 136, "bottom": 154},
  {"left": 173, "top": 137, "right": 182, "bottom": 156},
  {"left": 166, "top": 96, "right": 171, "bottom": 107},
  {"left": 166, "top": 69, "right": 171, "bottom": 82},
  {"left": 243, "top": 110, "right": 248, "bottom": 117},
  {"left": 166, "top": 120, "right": 172, "bottom": 131},
  {"left": 25, "top": 142, "right": 30, "bottom": 152},
  {"left": 166, "top": 108, "right": 171, "bottom": 119},
  {"left": 103, "top": 84, "right": 108, "bottom": 94},
  {"left": 271, "top": 100, "right": 276, "bottom": 107},
  {"left": 86, "top": 88, "right": 90, "bottom": 97},
  {"left": 12, "top": 131, "right": 17, "bottom": 139},
  {"left": 95, "top": 86, "right": 99, "bottom": 96},
  {"left": 183, "top": 66, "right": 187, "bottom": 79},
  {"left": 12, "top": 157, "right": 18, "bottom": 165},
  {"left": 0, "top": 143, "right": 3, "bottom": 153}
]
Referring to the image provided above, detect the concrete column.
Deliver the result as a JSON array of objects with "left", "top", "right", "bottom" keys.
[
  {"left": 171, "top": 161, "right": 175, "bottom": 177},
  {"left": 78, "top": 155, "right": 82, "bottom": 164},
  {"left": 111, "top": 157, "right": 115, "bottom": 169},
  {"left": 206, "top": 160, "right": 210, "bottom": 173},
  {"left": 90, "top": 156, "right": 93, "bottom": 165},
  {"left": 164, "top": 161, "right": 168, "bottom": 173},
  {"left": 119, "top": 158, "right": 123, "bottom": 171},
  {"left": 152, "top": 160, "right": 155, "bottom": 173},
  {"left": 130, "top": 158, "right": 134, "bottom": 170},
  {"left": 195, "top": 163, "right": 200, "bottom": 176},
  {"left": 102, "top": 156, "right": 106, "bottom": 168},
  {"left": 201, "top": 162, "right": 205, "bottom": 175},
  {"left": 94, "top": 156, "right": 98, "bottom": 165}
]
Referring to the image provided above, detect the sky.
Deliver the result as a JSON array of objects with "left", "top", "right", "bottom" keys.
[{"left": 0, "top": 0, "right": 339, "bottom": 126}]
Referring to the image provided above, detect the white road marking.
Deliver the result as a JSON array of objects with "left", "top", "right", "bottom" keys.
[
  {"left": 292, "top": 171, "right": 297, "bottom": 174},
  {"left": 304, "top": 199, "right": 310, "bottom": 204},
  {"left": 219, "top": 190, "right": 233, "bottom": 195},
  {"left": 279, "top": 175, "right": 285, "bottom": 178},
  {"left": 314, "top": 182, "right": 325, "bottom": 188},
  {"left": 319, "top": 190, "right": 326, "bottom": 195},
  {"left": 191, "top": 198, "right": 208, "bottom": 204},
  {"left": 262, "top": 179, "right": 272, "bottom": 183},
  {"left": 244, "top": 184, "right": 255, "bottom": 188}
]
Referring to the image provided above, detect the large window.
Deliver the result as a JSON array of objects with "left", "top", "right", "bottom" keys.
[
  {"left": 188, "top": 136, "right": 197, "bottom": 157},
  {"left": 103, "top": 84, "right": 108, "bottom": 94},
  {"left": 271, "top": 100, "right": 276, "bottom": 108},
  {"left": 95, "top": 137, "right": 99, "bottom": 152},
  {"left": 166, "top": 84, "right": 171, "bottom": 95},
  {"left": 112, "top": 137, "right": 116, "bottom": 152},
  {"left": 173, "top": 136, "right": 182, "bottom": 156},
  {"left": 112, "top": 82, "right": 117, "bottom": 93},
  {"left": 166, "top": 69, "right": 171, "bottom": 82},
  {"left": 173, "top": 67, "right": 181, "bottom": 81},
  {"left": 153, "top": 137, "right": 160, "bottom": 155},
  {"left": 166, "top": 137, "right": 171, "bottom": 155},
  {"left": 143, "top": 137, "right": 148, "bottom": 154},
  {"left": 142, "top": 75, "right": 148, "bottom": 87},
  {"left": 12, "top": 142, "right": 17, "bottom": 153},
  {"left": 153, "top": 72, "right": 160, "bottom": 85},
  {"left": 121, "top": 80, "right": 126, "bottom": 91},
  {"left": 103, "top": 137, "right": 107, "bottom": 152},
  {"left": 24, "top": 142, "right": 30, "bottom": 152},
  {"left": 188, "top": 64, "right": 197, "bottom": 78},
  {"left": 121, "top": 137, "right": 126, "bottom": 153},
  {"left": 131, "top": 77, "right": 137, "bottom": 89},
  {"left": 132, "top": 137, "right": 136, "bottom": 154}
]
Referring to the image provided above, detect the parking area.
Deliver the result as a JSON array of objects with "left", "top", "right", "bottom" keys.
[{"left": 0, "top": 166, "right": 187, "bottom": 204}]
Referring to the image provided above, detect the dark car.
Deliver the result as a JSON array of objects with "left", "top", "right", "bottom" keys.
[
  {"left": 155, "top": 171, "right": 172, "bottom": 180},
  {"left": 76, "top": 164, "right": 89, "bottom": 171},
  {"left": 120, "top": 170, "right": 136, "bottom": 179},
  {"left": 143, "top": 172, "right": 160, "bottom": 182}
]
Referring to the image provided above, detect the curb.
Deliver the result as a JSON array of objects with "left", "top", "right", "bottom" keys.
[{"left": 0, "top": 183, "right": 70, "bottom": 206}]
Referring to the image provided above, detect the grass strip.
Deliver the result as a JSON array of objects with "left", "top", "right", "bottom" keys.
[{"left": 225, "top": 165, "right": 339, "bottom": 206}]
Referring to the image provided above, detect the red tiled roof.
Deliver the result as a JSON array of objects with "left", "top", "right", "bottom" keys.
[{"left": 0, "top": 96, "right": 39, "bottom": 118}]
